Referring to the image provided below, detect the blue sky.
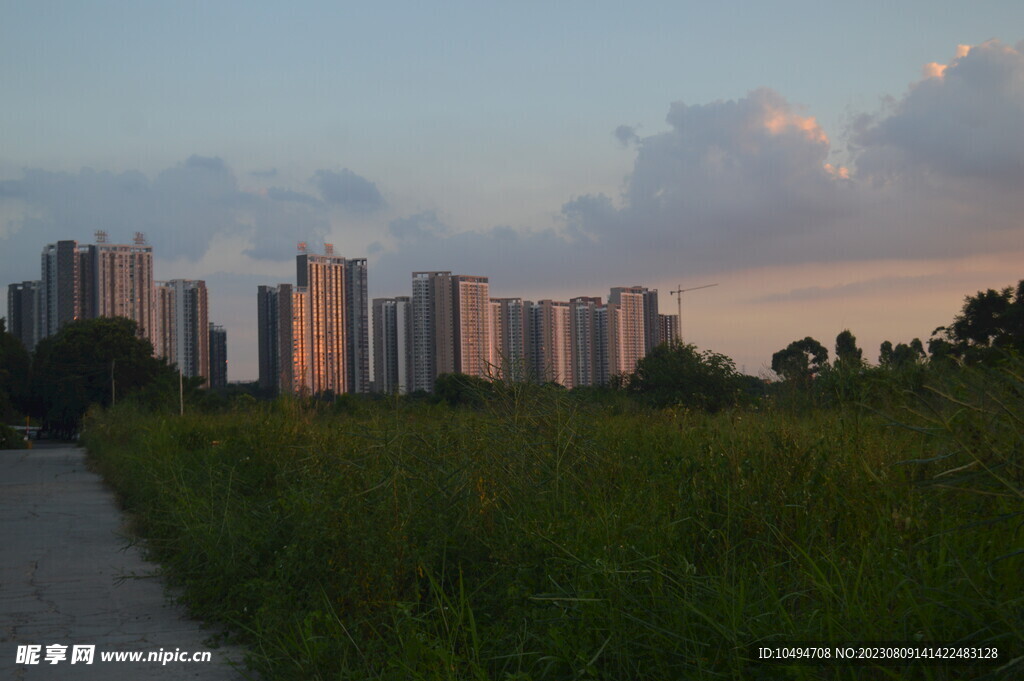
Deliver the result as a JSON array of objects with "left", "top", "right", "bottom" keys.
[{"left": 3, "top": 1, "right": 1024, "bottom": 379}]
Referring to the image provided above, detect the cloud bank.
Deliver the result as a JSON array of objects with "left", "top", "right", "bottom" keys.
[
  {"left": 2, "top": 40, "right": 1023, "bottom": 297},
  {"left": 0, "top": 157, "right": 390, "bottom": 278}
]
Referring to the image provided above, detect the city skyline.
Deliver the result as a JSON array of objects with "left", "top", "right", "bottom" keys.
[
  {"left": 9, "top": 235, "right": 220, "bottom": 383},
  {"left": 3, "top": 4, "right": 1024, "bottom": 380}
]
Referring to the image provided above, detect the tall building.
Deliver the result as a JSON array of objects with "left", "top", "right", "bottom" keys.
[
  {"left": 297, "top": 251, "right": 348, "bottom": 395},
  {"left": 7, "top": 281, "right": 41, "bottom": 351},
  {"left": 529, "top": 300, "right": 573, "bottom": 387},
  {"left": 570, "top": 296, "right": 607, "bottom": 387},
  {"left": 258, "top": 247, "right": 368, "bottom": 396},
  {"left": 38, "top": 234, "right": 155, "bottom": 343},
  {"left": 489, "top": 297, "right": 528, "bottom": 381},
  {"left": 344, "top": 258, "right": 370, "bottom": 394},
  {"left": 257, "top": 283, "right": 312, "bottom": 395},
  {"left": 641, "top": 288, "right": 660, "bottom": 354},
  {"left": 154, "top": 280, "right": 209, "bottom": 380},
  {"left": 608, "top": 286, "right": 647, "bottom": 378},
  {"left": 87, "top": 235, "right": 156, "bottom": 343},
  {"left": 257, "top": 285, "right": 281, "bottom": 393},
  {"left": 209, "top": 323, "right": 228, "bottom": 389},
  {"left": 40, "top": 240, "right": 85, "bottom": 337},
  {"left": 452, "top": 275, "right": 491, "bottom": 379},
  {"left": 372, "top": 296, "right": 411, "bottom": 394},
  {"left": 153, "top": 283, "right": 177, "bottom": 361},
  {"left": 658, "top": 314, "right": 680, "bottom": 347},
  {"left": 408, "top": 272, "right": 492, "bottom": 391},
  {"left": 410, "top": 272, "right": 454, "bottom": 392}
]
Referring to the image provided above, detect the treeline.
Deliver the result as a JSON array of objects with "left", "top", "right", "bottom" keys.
[
  {"left": 0, "top": 316, "right": 204, "bottom": 440},
  {"left": 2, "top": 279, "right": 1022, "bottom": 439}
]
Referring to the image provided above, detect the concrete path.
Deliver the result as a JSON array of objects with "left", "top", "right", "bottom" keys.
[{"left": 1, "top": 444, "right": 254, "bottom": 680}]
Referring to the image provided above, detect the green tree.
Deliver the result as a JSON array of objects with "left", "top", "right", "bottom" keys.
[
  {"left": 628, "top": 342, "right": 744, "bottom": 411},
  {"left": 932, "top": 280, "right": 1024, "bottom": 363},
  {"left": 834, "top": 329, "right": 864, "bottom": 369},
  {"left": 771, "top": 337, "right": 829, "bottom": 386},
  {"left": 434, "top": 372, "right": 493, "bottom": 407},
  {"left": 880, "top": 338, "right": 926, "bottom": 369},
  {"left": 0, "top": 318, "right": 32, "bottom": 421},
  {"left": 32, "top": 317, "right": 176, "bottom": 437}
]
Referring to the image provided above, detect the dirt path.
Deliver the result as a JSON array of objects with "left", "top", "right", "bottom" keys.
[{"left": 1, "top": 444, "right": 253, "bottom": 680}]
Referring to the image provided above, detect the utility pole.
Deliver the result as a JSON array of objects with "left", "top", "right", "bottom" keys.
[{"left": 668, "top": 283, "right": 718, "bottom": 342}]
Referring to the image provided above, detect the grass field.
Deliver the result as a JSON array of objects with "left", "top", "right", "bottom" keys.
[{"left": 83, "top": 365, "right": 1022, "bottom": 680}]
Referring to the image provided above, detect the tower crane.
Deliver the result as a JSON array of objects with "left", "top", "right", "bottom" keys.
[{"left": 668, "top": 283, "right": 718, "bottom": 342}]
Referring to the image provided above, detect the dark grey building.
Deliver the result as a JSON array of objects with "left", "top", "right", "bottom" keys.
[
  {"left": 7, "top": 281, "right": 41, "bottom": 351},
  {"left": 209, "top": 323, "right": 227, "bottom": 389}
]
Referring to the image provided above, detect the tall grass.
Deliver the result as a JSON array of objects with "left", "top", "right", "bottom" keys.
[{"left": 83, "top": 368, "right": 1022, "bottom": 680}]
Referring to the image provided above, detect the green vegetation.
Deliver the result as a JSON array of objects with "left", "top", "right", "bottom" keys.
[
  {"left": 0, "top": 318, "right": 31, "bottom": 424},
  {"left": 29, "top": 317, "right": 184, "bottom": 437},
  {"left": 73, "top": 279, "right": 1023, "bottom": 679},
  {"left": 84, "top": 362, "right": 1023, "bottom": 680},
  {"left": 628, "top": 342, "right": 751, "bottom": 411}
]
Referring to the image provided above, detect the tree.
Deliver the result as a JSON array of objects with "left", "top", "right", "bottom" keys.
[
  {"left": 771, "top": 337, "right": 829, "bottom": 385},
  {"left": 628, "top": 342, "right": 744, "bottom": 411},
  {"left": 879, "top": 338, "right": 926, "bottom": 369},
  {"left": 434, "top": 372, "right": 493, "bottom": 407},
  {"left": 0, "top": 318, "right": 31, "bottom": 421},
  {"left": 834, "top": 330, "right": 864, "bottom": 370},
  {"left": 932, "top": 280, "right": 1024, "bottom": 363},
  {"left": 32, "top": 317, "right": 177, "bottom": 437}
]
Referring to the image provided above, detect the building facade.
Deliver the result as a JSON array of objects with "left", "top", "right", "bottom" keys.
[
  {"left": 344, "top": 258, "right": 370, "bottom": 394},
  {"left": 258, "top": 249, "right": 368, "bottom": 396},
  {"left": 608, "top": 286, "right": 647, "bottom": 379},
  {"left": 7, "top": 281, "right": 42, "bottom": 352},
  {"left": 88, "top": 237, "right": 156, "bottom": 343},
  {"left": 209, "top": 323, "right": 227, "bottom": 389},
  {"left": 452, "top": 275, "right": 491, "bottom": 379},
  {"left": 154, "top": 280, "right": 209, "bottom": 380},
  {"left": 257, "top": 283, "right": 313, "bottom": 395},
  {"left": 39, "top": 235, "right": 155, "bottom": 344},
  {"left": 372, "top": 296, "right": 411, "bottom": 394},
  {"left": 410, "top": 271, "right": 454, "bottom": 392},
  {"left": 658, "top": 313, "right": 680, "bottom": 347},
  {"left": 529, "top": 300, "right": 573, "bottom": 387},
  {"left": 489, "top": 297, "right": 528, "bottom": 381}
]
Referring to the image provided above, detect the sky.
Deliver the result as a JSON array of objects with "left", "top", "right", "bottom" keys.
[{"left": 2, "top": 1, "right": 1023, "bottom": 380}]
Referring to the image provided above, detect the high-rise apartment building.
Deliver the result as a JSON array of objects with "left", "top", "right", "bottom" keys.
[
  {"left": 608, "top": 286, "right": 647, "bottom": 378},
  {"left": 88, "top": 235, "right": 155, "bottom": 343},
  {"left": 658, "top": 314, "right": 680, "bottom": 347},
  {"left": 489, "top": 297, "right": 528, "bottom": 381},
  {"left": 40, "top": 240, "right": 86, "bottom": 337},
  {"left": 38, "top": 234, "right": 155, "bottom": 343},
  {"left": 7, "top": 281, "right": 42, "bottom": 351},
  {"left": 153, "top": 283, "right": 176, "bottom": 361},
  {"left": 344, "top": 258, "right": 370, "bottom": 394},
  {"left": 297, "top": 251, "right": 348, "bottom": 395},
  {"left": 528, "top": 300, "right": 573, "bottom": 387},
  {"left": 208, "top": 323, "right": 227, "bottom": 389},
  {"left": 372, "top": 296, "right": 411, "bottom": 394},
  {"left": 258, "top": 248, "right": 368, "bottom": 396},
  {"left": 154, "top": 280, "right": 209, "bottom": 380},
  {"left": 257, "top": 283, "right": 312, "bottom": 395},
  {"left": 569, "top": 296, "right": 608, "bottom": 387},
  {"left": 408, "top": 272, "right": 493, "bottom": 391},
  {"left": 452, "top": 275, "right": 491, "bottom": 379},
  {"left": 641, "top": 288, "right": 660, "bottom": 354},
  {"left": 256, "top": 284, "right": 280, "bottom": 393},
  {"left": 410, "top": 272, "right": 454, "bottom": 392}
]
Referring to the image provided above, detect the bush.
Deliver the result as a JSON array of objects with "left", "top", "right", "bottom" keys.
[
  {"left": 0, "top": 424, "right": 27, "bottom": 449},
  {"left": 628, "top": 342, "right": 747, "bottom": 411}
]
